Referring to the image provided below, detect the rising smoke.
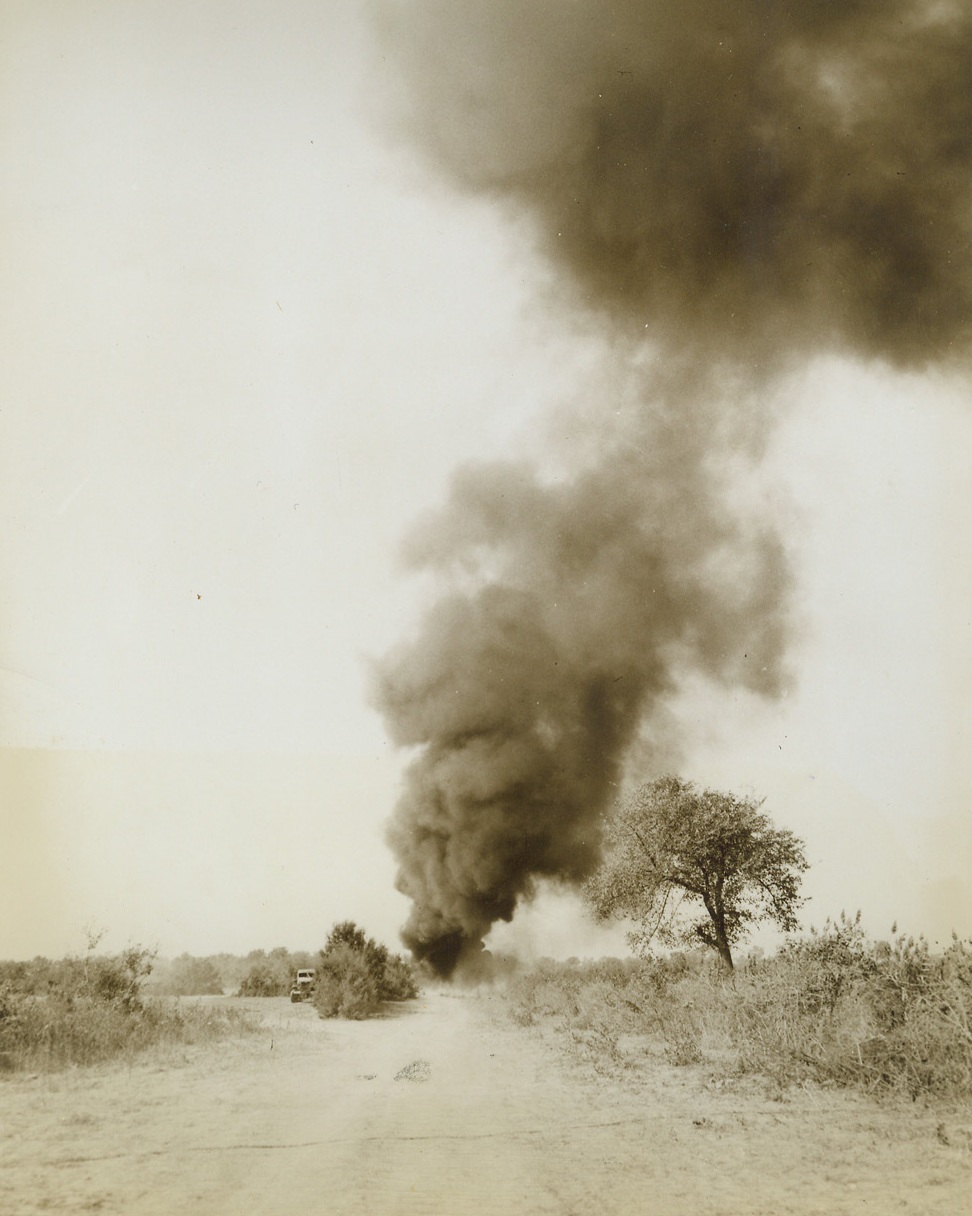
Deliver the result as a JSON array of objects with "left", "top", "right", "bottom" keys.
[{"left": 369, "top": 1, "right": 972, "bottom": 974}]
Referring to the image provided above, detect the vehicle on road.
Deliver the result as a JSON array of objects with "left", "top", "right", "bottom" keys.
[{"left": 289, "top": 969, "right": 316, "bottom": 1003}]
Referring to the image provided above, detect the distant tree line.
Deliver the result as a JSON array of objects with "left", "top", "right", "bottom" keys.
[
  {"left": 233, "top": 947, "right": 317, "bottom": 998},
  {"left": 4, "top": 932, "right": 420, "bottom": 1015}
]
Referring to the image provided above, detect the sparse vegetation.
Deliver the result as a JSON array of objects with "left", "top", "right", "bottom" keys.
[
  {"left": 312, "top": 921, "right": 419, "bottom": 1019},
  {"left": 156, "top": 953, "right": 225, "bottom": 997},
  {"left": 0, "top": 939, "right": 256, "bottom": 1074},
  {"left": 503, "top": 914, "right": 972, "bottom": 1102}
]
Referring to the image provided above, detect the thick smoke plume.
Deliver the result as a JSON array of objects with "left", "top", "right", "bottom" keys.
[
  {"left": 376, "top": 0, "right": 972, "bottom": 366},
  {"left": 370, "top": 1, "right": 972, "bottom": 974}
]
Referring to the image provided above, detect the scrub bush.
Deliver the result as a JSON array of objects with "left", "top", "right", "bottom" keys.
[
  {"left": 503, "top": 916, "right": 972, "bottom": 1101},
  {"left": 312, "top": 922, "right": 418, "bottom": 1019},
  {"left": 0, "top": 944, "right": 254, "bottom": 1073}
]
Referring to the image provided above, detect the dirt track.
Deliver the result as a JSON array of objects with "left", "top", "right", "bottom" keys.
[{"left": 1, "top": 989, "right": 970, "bottom": 1215}]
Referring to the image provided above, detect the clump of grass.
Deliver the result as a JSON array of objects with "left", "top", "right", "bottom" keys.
[
  {"left": 504, "top": 916, "right": 972, "bottom": 1101},
  {"left": 0, "top": 943, "right": 256, "bottom": 1074}
]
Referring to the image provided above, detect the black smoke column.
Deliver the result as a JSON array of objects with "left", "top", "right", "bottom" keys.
[{"left": 369, "top": 1, "right": 972, "bottom": 975}]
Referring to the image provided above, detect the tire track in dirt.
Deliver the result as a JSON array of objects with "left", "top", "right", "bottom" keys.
[{"left": 1, "top": 989, "right": 970, "bottom": 1215}]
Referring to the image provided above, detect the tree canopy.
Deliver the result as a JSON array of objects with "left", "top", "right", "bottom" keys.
[
  {"left": 325, "top": 921, "right": 369, "bottom": 955},
  {"left": 585, "top": 775, "right": 808, "bottom": 969}
]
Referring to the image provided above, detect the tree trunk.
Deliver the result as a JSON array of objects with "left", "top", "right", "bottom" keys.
[
  {"left": 709, "top": 876, "right": 734, "bottom": 971},
  {"left": 714, "top": 934, "right": 734, "bottom": 971}
]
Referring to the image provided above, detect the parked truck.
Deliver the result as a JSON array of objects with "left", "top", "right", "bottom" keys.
[{"left": 289, "top": 968, "right": 316, "bottom": 1003}]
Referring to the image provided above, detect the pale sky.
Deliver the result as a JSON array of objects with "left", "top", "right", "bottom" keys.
[{"left": 1, "top": 1, "right": 969, "bottom": 961}]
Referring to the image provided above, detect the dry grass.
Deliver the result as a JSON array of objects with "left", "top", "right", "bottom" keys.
[
  {"left": 504, "top": 915, "right": 972, "bottom": 1102},
  {"left": 0, "top": 947, "right": 257, "bottom": 1074}
]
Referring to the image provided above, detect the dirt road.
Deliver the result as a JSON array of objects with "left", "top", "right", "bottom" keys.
[{"left": 2, "top": 989, "right": 970, "bottom": 1215}]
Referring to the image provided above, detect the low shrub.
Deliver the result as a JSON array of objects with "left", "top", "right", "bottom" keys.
[
  {"left": 689, "top": 915, "right": 972, "bottom": 1098},
  {"left": 503, "top": 916, "right": 972, "bottom": 1101},
  {"left": 237, "top": 963, "right": 290, "bottom": 997},
  {"left": 313, "top": 944, "right": 382, "bottom": 1019},
  {"left": 382, "top": 953, "right": 421, "bottom": 1002},
  {"left": 312, "top": 922, "right": 419, "bottom": 1020},
  {"left": 0, "top": 945, "right": 256, "bottom": 1074}
]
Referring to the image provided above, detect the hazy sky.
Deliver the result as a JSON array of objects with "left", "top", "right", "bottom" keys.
[{"left": 1, "top": 0, "right": 969, "bottom": 961}]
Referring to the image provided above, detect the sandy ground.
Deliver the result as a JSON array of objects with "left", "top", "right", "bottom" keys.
[{"left": 1, "top": 989, "right": 970, "bottom": 1216}]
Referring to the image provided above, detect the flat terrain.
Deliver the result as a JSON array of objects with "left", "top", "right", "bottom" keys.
[{"left": 1, "top": 989, "right": 970, "bottom": 1215}]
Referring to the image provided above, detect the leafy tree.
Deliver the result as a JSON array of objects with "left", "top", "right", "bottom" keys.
[{"left": 585, "top": 775, "right": 808, "bottom": 970}]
